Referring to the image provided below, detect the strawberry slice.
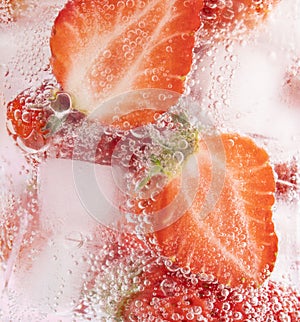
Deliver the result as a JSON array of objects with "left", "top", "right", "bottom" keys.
[
  {"left": 78, "top": 110, "right": 277, "bottom": 287},
  {"left": 143, "top": 133, "right": 278, "bottom": 287},
  {"left": 50, "top": 0, "right": 203, "bottom": 113}
]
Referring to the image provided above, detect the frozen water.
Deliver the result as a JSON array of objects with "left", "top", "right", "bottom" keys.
[
  {"left": 1, "top": 0, "right": 300, "bottom": 320},
  {"left": 11, "top": 159, "right": 96, "bottom": 315},
  {"left": 272, "top": 202, "right": 300, "bottom": 288}
]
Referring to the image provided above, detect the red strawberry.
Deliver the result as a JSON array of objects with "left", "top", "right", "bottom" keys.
[
  {"left": 50, "top": 0, "right": 203, "bottom": 113},
  {"left": 120, "top": 264, "right": 300, "bottom": 321},
  {"left": 47, "top": 105, "right": 167, "bottom": 166},
  {"left": 6, "top": 84, "right": 171, "bottom": 166},
  {"left": 126, "top": 133, "right": 278, "bottom": 287},
  {"left": 6, "top": 83, "right": 88, "bottom": 158},
  {"left": 6, "top": 83, "right": 56, "bottom": 152},
  {"left": 93, "top": 111, "right": 277, "bottom": 287}
]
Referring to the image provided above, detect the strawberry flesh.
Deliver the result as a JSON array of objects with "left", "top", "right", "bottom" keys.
[
  {"left": 151, "top": 133, "right": 278, "bottom": 287},
  {"left": 50, "top": 0, "right": 203, "bottom": 113}
]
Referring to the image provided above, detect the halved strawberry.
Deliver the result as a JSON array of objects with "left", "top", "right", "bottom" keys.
[
  {"left": 75, "top": 108, "right": 277, "bottom": 287},
  {"left": 135, "top": 133, "right": 278, "bottom": 287},
  {"left": 50, "top": 0, "right": 203, "bottom": 113}
]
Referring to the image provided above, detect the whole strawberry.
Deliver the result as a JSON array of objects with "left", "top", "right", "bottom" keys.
[{"left": 6, "top": 82, "right": 55, "bottom": 152}]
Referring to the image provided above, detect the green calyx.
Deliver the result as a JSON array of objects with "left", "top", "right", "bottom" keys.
[
  {"left": 136, "top": 110, "right": 200, "bottom": 191},
  {"left": 43, "top": 91, "right": 73, "bottom": 137}
]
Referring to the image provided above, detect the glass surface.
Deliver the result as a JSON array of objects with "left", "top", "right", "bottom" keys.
[{"left": 1, "top": 0, "right": 300, "bottom": 320}]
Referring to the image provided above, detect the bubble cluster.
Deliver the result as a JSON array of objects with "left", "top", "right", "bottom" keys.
[
  {"left": 0, "top": 163, "right": 43, "bottom": 280},
  {"left": 197, "top": 0, "right": 277, "bottom": 43},
  {"left": 1, "top": 1, "right": 63, "bottom": 98},
  {"left": 0, "top": 0, "right": 14, "bottom": 24},
  {"left": 1, "top": 0, "right": 300, "bottom": 320},
  {"left": 120, "top": 267, "right": 300, "bottom": 321},
  {"left": 110, "top": 108, "right": 200, "bottom": 203},
  {"left": 73, "top": 229, "right": 155, "bottom": 320},
  {"left": 0, "top": 193, "right": 19, "bottom": 264}
]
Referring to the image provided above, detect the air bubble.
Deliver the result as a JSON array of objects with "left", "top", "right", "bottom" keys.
[
  {"left": 186, "top": 311, "right": 195, "bottom": 320},
  {"left": 103, "top": 50, "right": 112, "bottom": 58},
  {"left": 222, "top": 8, "right": 235, "bottom": 20},
  {"left": 158, "top": 94, "right": 166, "bottom": 101},
  {"left": 216, "top": 75, "right": 224, "bottom": 83},
  {"left": 221, "top": 288, "right": 230, "bottom": 299},
  {"left": 233, "top": 312, "right": 243, "bottom": 320},
  {"left": 13, "top": 109, "right": 21, "bottom": 121},
  {"left": 180, "top": 267, "right": 191, "bottom": 275},
  {"left": 228, "top": 139, "right": 235, "bottom": 147},
  {"left": 193, "top": 306, "right": 202, "bottom": 315},
  {"left": 231, "top": 292, "right": 244, "bottom": 303},
  {"left": 171, "top": 313, "right": 181, "bottom": 320},
  {"left": 126, "top": 0, "right": 135, "bottom": 8},
  {"left": 199, "top": 273, "right": 208, "bottom": 281},
  {"left": 271, "top": 301, "right": 282, "bottom": 312},
  {"left": 166, "top": 46, "right": 173, "bottom": 53},
  {"left": 50, "top": 92, "right": 72, "bottom": 113}
]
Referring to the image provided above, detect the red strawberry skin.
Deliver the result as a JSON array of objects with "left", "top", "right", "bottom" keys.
[
  {"left": 6, "top": 85, "right": 53, "bottom": 151},
  {"left": 50, "top": 0, "right": 204, "bottom": 113},
  {"left": 121, "top": 264, "right": 300, "bottom": 321}
]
